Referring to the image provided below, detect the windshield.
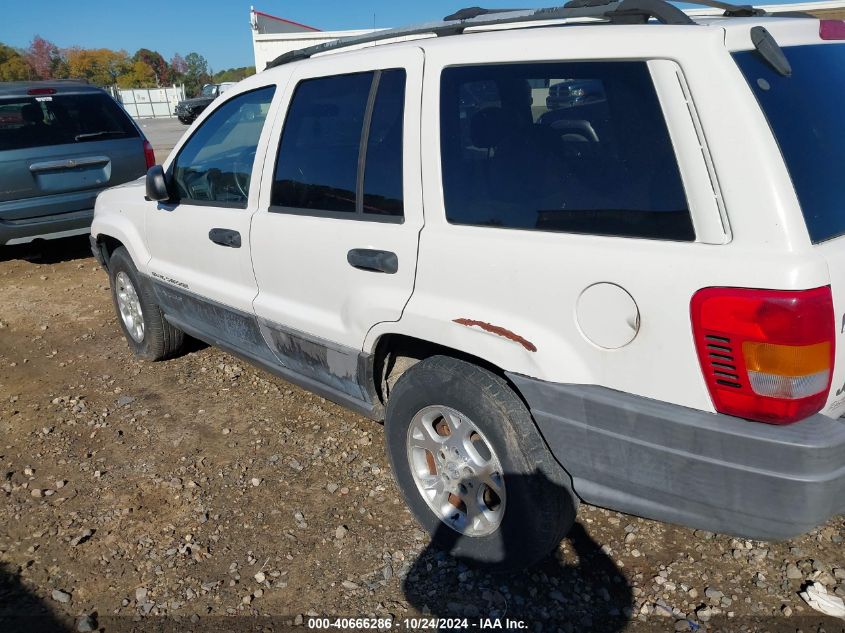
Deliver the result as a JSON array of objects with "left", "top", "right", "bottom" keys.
[
  {"left": 733, "top": 43, "right": 845, "bottom": 243},
  {"left": 201, "top": 85, "right": 218, "bottom": 98},
  {"left": 0, "top": 92, "right": 138, "bottom": 151}
]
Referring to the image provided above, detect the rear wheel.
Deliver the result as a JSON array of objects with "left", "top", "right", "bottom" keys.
[
  {"left": 108, "top": 247, "right": 184, "bottom": 361},
  {"left": 385, "top": 355, "right": 577, "bottom": 569}
]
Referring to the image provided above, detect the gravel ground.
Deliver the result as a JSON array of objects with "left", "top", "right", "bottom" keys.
[{"left": 0, "top": 236, "right": 843, "bottom": 633}]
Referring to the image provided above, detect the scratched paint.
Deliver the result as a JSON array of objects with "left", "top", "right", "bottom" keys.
[{"left": 453, "top": 319, "right": 537, "bottom": 353}]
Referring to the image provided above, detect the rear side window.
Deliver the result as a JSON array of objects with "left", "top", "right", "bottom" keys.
[
  {"left": 733, "top": 43, "right": 845, "bottom": 243},
  {"left": 0, "top": 93, "right": 138, "bottom": 151},
  {"left": 272, "top": 69, "right": 406, "bottom": 220},
  {"left": 440, "top": 62, "right": 693, "bottom": 241},
  {"left": 274, "top": 72, "right": 372, "bottom": 214}
]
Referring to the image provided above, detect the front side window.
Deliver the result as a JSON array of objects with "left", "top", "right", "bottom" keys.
[
  {"left": 440, "top": 62, "right": 693, "bottom": 241},
  {"left": 272, "top": 69, "right": 406, "bottom": 219},
  {"left": 172, "top": 86, "right": 276, "bottom": 208}
]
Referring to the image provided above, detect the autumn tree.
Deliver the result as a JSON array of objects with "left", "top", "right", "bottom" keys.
[
  {"left": 66, "top": 47, "right": 130, "bottom": 86},
  {"left": 25, "top": 36, "right": 64, "bottom": 79},
  {"left": 117, "top": 60, "right": 156, "bottom": 88},
  {"left": 134, "top": 48, "right": 169, "bottom": 86},
  {"left": 0, "top": 43, "right": 36, "bottom": 81},
  {"left": 170, "top": 53, "right": 187, "bottom": 76},
  {"left": 213, "top": 66, "right": 255, "bottom": 83}
]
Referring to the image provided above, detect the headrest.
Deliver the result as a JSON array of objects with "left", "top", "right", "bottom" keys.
[
  {"left": 470, "top": 107, "right": 512, "bottom": 150},
  {"left": 21, "top": 103, "right": 44, "bottom": 125}
]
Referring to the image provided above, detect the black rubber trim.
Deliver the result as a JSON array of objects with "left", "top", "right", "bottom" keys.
[
  {"left": 167, "top": 313, "right": 381, "bottom": 420},
  {"left": 143, "top": 274, "right": 382, "bottom": 420},
  {"left": 357, "top": 71, "right": 382, "bottom": 214},
  {"left": 89, "top": 234, "right": 107, "bottom": 269}
]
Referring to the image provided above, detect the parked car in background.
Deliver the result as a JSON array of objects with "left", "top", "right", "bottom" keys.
[
  {"left": 174, "top": 82, "right": 236, "bottom": 124},
  {"left": 0, "top": 80, "right": 154, "bottom": 246},
  {"left": 546, "top": 78, "right": 606, "bottom": 109}
]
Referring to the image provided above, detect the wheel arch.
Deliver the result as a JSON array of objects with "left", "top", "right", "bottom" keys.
[
  {"left": 91, "top": 223, "right": 150, "bottom": 275},
  {"left": 369, "top": 332, "right": 531, "bottom": 412},
  {"left": 93, "top": 234, "right": 123, "bottom": 268}
]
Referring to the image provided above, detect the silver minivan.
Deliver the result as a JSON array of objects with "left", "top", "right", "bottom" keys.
[{"left": 0, "top": 80, "right": 153, "bottom": 245}]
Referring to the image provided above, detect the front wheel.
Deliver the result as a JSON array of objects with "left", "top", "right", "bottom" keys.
[
  {"left": 108, "top": 247, "right": 184, "bottom": 361},
  {"left": 385, "top": 356, "right": 577, "bottom": 569}
]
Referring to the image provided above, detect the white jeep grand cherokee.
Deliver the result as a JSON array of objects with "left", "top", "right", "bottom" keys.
[{"left": 90, "top": 0, "right": 845, "bottom": 567}]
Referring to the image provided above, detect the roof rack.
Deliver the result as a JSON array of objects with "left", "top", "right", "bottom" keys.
[{"left": 264, "top": 0, "right": 805, "bottom": 70}]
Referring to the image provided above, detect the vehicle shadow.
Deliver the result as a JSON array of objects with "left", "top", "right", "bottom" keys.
[
  {"left": 401, "top": 472, "right": 633, "bottom": 633},
  {"left": 0, "top": 562, "right": 72, "bottom": 633},
  {"left": 0, "top": 235, "right": 92, "bottom": 264}
]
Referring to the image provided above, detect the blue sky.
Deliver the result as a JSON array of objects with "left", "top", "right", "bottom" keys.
[{"left": 0, "top": 0, "right": 821, "bottom": 72}]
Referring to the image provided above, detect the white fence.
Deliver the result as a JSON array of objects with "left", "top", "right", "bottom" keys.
[{"left": 110, "top": 85, "right": 186, "bottom": 119}]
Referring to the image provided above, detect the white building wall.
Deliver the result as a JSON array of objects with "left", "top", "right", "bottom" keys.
[{"left": 252, "top": 30, "right": 377, "bottom": 71}]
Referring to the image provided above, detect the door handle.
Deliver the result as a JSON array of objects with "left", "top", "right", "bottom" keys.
[
  {"left": 208, "top": 228, "right": 241, "bottom": 248},
  {"left": 347, "top": 249, "right": 398, "bottom": 274}
]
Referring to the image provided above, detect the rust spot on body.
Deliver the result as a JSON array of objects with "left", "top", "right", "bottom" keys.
[{"left": 453, "top": 319, "right": 537, "bottom": 352}]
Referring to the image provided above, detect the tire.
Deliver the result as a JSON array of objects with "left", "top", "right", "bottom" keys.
[
  {"left": 108, "top": 247, "right": 184, "bottom": 361},
  {"left": 385, "top": 355, "right": 577, "bottom": 569}
]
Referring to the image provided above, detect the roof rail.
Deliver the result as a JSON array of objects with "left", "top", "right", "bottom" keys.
[
  {"left": 604, "top": 0, "right": 694, "bottom": 24},
  {"left": 266, "top": 1, "right": 631, "bottom": 68},
  {"left": 443, "top": 7, "right": 521, "bottom": 20},
  {"left": 264, "top": 0, "right": 798, "bottom": 70}
]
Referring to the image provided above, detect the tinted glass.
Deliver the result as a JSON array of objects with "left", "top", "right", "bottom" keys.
[
  {"left": 0, "top": 93, "right": 138, "bottom": 151},
  {"left": 733, "top": 44, "right": 845, "bottom": 243},
  {"left": 273, "top": 73, "right": 373, "bottom": 213},
  {"left": 440, "top": 62, "right": 693, "bottom": 240},
  {"left": 362, "top": 69, "right": 406, "bottom": 217},
  {"left": 172, "top": 86, "right": 275, "bottom": 208}
]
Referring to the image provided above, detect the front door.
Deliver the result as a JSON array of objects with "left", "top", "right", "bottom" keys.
[
  {"left": 145, "top": 85, "right": 278, "bottom": 353},
  {"left": 251, "top": 48, "right": 425, "bottom": 399}
]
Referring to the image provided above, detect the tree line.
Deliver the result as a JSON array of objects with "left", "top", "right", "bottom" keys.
[{"left": 0, "top": 36, "right": 255, "bottom": 97}]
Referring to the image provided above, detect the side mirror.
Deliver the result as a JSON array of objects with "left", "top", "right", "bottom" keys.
[{"left": 145, "top": 165, "right": 170, "bottom": 202}]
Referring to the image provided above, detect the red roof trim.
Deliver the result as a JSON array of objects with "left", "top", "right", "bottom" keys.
[{"left": 253, "top": 10, "right": 321, "bottom": 32}]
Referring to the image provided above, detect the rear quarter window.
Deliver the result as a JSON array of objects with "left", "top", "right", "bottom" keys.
[
  {"left": 0, "top": 92, "right": 138, "bottom": 151},
  {"left": 440, "top": 61, "right": 693, "bottom": 241},
  {"left": 733, "top": 43, "right": 845, "bottom": 243}
]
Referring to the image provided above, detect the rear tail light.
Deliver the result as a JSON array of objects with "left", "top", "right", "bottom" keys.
[
  {"left": 27, "top": 87, "right": 56, "bottom": 95},
  {"left": 690, "top": 286, "right": 835, "bottom": 424},
  {"left": 820, "top": 20, "right": 845, "bottom": 40},
  {"left": 143, "top": 139, "right": 156, "bottom": 169}
]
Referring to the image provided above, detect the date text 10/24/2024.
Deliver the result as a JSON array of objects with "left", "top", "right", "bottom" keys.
[{"left": 307, "top": 618, "right": 529, "bottom": 630}]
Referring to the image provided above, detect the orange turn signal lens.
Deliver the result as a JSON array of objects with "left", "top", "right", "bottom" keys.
[{"left": 742, "top": 341, "right": 831, "bottom": 377}]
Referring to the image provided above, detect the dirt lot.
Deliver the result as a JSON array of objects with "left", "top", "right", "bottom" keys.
[{"left": 0, "top": 237, "right": 843, "bottom": 633}]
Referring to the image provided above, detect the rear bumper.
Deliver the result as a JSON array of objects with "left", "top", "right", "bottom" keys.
[
  {"left": 0, "top": 208, "right": 94, "bottom": 245},
  {"left": 508, "top": 374, "right": 845, "bottom": 540}
]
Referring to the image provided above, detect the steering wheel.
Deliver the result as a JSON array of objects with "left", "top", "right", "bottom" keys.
[
  {"left": 233, "top": 146, "right": 257, "bottom": 201},
  {"left": 204, "top": 168, "right": 221, "bottom": 201}
]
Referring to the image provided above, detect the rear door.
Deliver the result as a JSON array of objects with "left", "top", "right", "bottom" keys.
[
  {"left": 250, "top": 47, "right": 424, "bottom": 398},
  {"left": 0, "top": 91, "right": 146, "bottom": 220}
]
